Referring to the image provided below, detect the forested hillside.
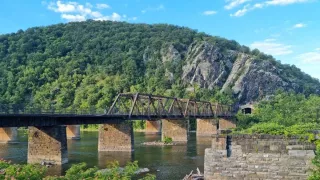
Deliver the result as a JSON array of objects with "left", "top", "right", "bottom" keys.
[{"left": 0, "top": 20, "right": 319, "bottom": 110}]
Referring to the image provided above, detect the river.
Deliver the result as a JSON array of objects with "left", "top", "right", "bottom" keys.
[{"left": 0, "top": 130, "right": 211, "bottom": 180}]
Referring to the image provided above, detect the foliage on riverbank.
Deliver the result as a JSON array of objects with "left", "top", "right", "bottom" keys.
[
  {"left": 0, "top": 159, "right": 47, "bottom": 180},
  {"left": 234, "top": 91, "right": 320, "bottom": 179},
  {"left": 236, "top": 91, "right": 320, "bottom": 129},
  {"left": 0, "top": 160, "right": 155, "bottom": 180}
]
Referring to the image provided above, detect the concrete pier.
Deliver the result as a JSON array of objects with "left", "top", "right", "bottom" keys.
[
  {"left": 145, "top": 120, "right": 161, "bottom": 134},
  {"left": 196, "top": 119, "right": 218, "bottom": 136},
  {"left": 28, "top": 126, "right": 68, "bottom": 165},
  {"left": 219, "top": 118, "right": 236, "bottom": 130},
  {"left": 162, "top": 119, "right": 188, "bottom": 142},
  {"left": 0, "top": 127, "right": 18, "bottom": 143},
  {"left": 98, "top": 121, "right": 134, "bottom": 152},
  {"left": 66, "top": 125, "right": 80, "bottom": 140}
]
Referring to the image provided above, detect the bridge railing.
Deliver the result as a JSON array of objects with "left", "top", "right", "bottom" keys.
[{"left": 0, "top": 104, "right": 106, "bottom": 116}]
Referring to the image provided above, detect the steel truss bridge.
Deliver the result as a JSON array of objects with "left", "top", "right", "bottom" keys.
[{"left": 0, "top": 93, "right": 236, "bottom": 127}]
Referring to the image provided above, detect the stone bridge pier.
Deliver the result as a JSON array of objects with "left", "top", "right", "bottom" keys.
[
  {"left": 145, "top": 120, "right": 161, "bottom": 134},
  {"left": 218, "top": 118, "right": 236, "bottom": 130},
  {"left": 28, "top": 126, "right": 68, "bottom": 165},
  {"left": 162, "top": 119, "right": 188, "bottom": 142},
  {"left": 196, "top": 118, "right": 236, "bottom": 136},
  {"left": 0, "top": 127, "right": 18, "bottom": 143},
  {"left": 66, "top": 125, "right": 80, "bottom": 140},
  {"left": 196, "top": 119, "right": 218, "bottom": 136},
  {"left": 98, "top": 121, "right": 134, "bottom": 152}
]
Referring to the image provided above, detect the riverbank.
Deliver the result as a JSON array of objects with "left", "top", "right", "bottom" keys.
[{"left": 0, "top": 160, "right": 155, "bottom": 180}]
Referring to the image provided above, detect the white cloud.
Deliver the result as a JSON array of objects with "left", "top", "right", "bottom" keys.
[
  {"left": 253, "top": 3, "right": 264, "bottom": 8},
  {"left": 96, "top": 3, "right": 110, "bottom": 9},
  {"left": 293, "top": 23, "right": 306, "bottom": 28},
  {"left": 142, "top": 4, "right": 165, "bottom": 14},
  {"left": 230, "top": 4, "right": 250, "bottom": 17},
  {"left": 48, "top": 1, "right": 76, "bottom": 13},
  {"left": 94, "top": 13, "right": 122, "bottom": 21},
  {"left": 91, "top": 11, "right": 103, "bottom": 18},
  {"left": 265, "top": 0, "right": 310, "bottom": 6},
  {"left": 203, "top": 10, "right": 217, "bottom": 15},
  {"left": 61, "top": 14, "right": 86, "bottom": 21},
  {"left": 47, "top": 1, "right": 135, "bottom": 22},
  {"left": 77, "top": 5, "right": 92, "bottom": 14},
  {"left": 230, "top": 3, "right": 264, "bottom": 17},
  {"left": 250, "top": 39, "right": 293, "bottom": 55},
  {"left": 228, "top": 0, "right": 313, "bottom": 17},
  {"left": 316, "top": 48, "right": 320, "bottom": 51},
  {"left": 225, "top": 0, "right": 251, "bottom": 10},
  {"left": 297, "top": 52, "right": 320, "bottom": 63}
]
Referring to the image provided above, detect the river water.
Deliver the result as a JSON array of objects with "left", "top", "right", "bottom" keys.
[{"left": 0, "top": 130, "right": 212, "bottom": 180}]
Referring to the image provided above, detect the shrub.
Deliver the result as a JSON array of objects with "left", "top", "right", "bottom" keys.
[
  {"left": 163, "top": 136, "right": 173, "bottom": 144},
  {"left": 0, "top": 161, "right": 47, "bottom": 180},
  {"left": 239, "top": 122, "right": 285, "bottom": 135}
]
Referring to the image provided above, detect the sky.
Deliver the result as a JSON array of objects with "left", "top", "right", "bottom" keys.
[{"left": 0, "top": 0, "right": 320, "bottom": 79}]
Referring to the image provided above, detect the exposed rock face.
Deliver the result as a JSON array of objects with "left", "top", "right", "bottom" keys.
[
  {"left": 221, "top": 54, "right": 290, "bottom": 103},
  {"left": 161, "top": 41, "right": 319, "bottom": 104},
  {"left": 182, "top": 42, "right": 233, "bottom": 89}
]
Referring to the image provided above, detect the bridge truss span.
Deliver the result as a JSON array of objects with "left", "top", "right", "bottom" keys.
[{"left": 107, "top": 93, "right": 233, "bottom": 120}]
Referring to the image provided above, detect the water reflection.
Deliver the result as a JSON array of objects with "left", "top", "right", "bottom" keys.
[
  {"left": 196, "top": 136, "right": 212, "bottom": 156},
  {"left": 98, "top": 151, "right": 133, "bottom": 167}
]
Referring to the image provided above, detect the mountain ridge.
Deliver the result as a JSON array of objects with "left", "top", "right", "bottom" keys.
[{"left": 0, "top": 20, "right": 319, "bottom": 108}]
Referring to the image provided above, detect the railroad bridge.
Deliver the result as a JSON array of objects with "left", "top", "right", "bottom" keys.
[{"left": 0, "top": 93, "right": 236, "bottom": 164}]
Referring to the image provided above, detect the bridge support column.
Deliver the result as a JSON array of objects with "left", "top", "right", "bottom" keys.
[
  {"left": 66, "top": 125, "right": 80, "bottom": 140},
  {"left": 162, "top": 119, "right": 188, "bottom": 142},
  {"left": 98, "top": 121, "right": 134, "bottom": 152},
  {"left": 145, "top": 120, "right": 161, "bottom": 134},
  {"left": 28, "top": 126, "right": 68, "bottom": 165},
  {"left": 196, "top": 119, "right": 218, "bottom": 136},
  {"left": 219, "top": 118, "right": 236, "bottom": 130},
  {"left": 0, "top": 127, "right": 18, "bottom": 143}
]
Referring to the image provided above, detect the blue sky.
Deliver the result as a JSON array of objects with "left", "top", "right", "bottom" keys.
[{"left": 0, "top": 0, "right": 320, "bottom": 79}]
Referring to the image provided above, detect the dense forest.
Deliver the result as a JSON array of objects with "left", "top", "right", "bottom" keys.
[{"left": 0, "top": 20, "right": 319, "bottom": 111}]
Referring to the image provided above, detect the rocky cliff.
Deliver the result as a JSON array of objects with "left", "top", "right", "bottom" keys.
[{"left": 160, "top": 41, "right": 319, "bottom": 104}]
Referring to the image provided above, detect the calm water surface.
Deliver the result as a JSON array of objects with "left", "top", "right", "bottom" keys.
[{"left": 0, "top": 130, "right": 211, "bottom": 180}]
